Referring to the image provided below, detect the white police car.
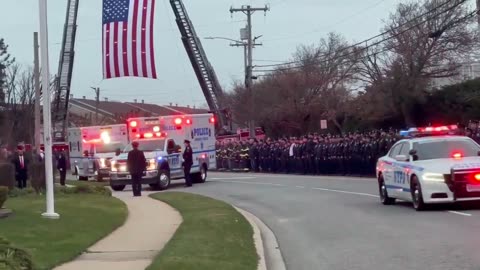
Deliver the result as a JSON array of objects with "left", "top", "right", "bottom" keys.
[{"left": 376, "top": 125, "right": 480, "bottom": 211}]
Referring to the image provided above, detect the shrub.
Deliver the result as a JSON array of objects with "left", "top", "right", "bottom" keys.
[
  {"left": 29, "top": 161, "right": 46, "bottom": 194},
  {"left": 7, "top": 188, "right": 35, "bottom": 198},
  {"left": 0, "top": 163, "right": 15, "bottom": 190},
  {"left": 0, "top": 187, "right": 7, "bottom": 208},
  {"left": 54, "top": 184, "right": 112, "bottom": 197},
  {"left": 0, "top": 237, "right": 35, "bottom": 270}
]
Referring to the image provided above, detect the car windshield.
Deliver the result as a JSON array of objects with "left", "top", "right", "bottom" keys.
[
  {"left": 123, "top": 139, "right": 165, "bottom": 152},
  {"left": 95, "top": 142, "right": 126, "bottom": 154},
  {"left": 412, "top": 139, "right": 480, "bottom": 160}
]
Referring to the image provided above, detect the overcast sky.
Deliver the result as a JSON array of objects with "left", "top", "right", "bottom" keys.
[{"left": 1, "top": 0, "right": 409, "bottom": 107}]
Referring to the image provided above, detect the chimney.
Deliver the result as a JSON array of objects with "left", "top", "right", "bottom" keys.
[
  {"left": 134, "top": 99, "right": 137, "bottom": 103},
  {"left": 142, "top": 99, "right": 144, "bottom": 104},
  {"left": 82, "top": 96, "right": 86, "bottom": 99},
  {"left": 104, "top": 97, "right": 108, "bottom": 101}
]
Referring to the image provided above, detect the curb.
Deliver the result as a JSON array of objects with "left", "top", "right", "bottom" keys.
[{"left": 235, "top": 207, "right": 287, "bottom": 270}]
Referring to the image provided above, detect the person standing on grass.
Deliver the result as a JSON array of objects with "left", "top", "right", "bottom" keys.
[
  {"left": 57, "top": 150, "right": 67, "bottom": 186},
  {"left": 127, "top": 141, "right": 146, "bottom": 197},
  {"left": 183, "top": 139, "right": 193, "bottom": 187},
  {"left": 12, "top": 145, "right": 29, "bottom": 189}
]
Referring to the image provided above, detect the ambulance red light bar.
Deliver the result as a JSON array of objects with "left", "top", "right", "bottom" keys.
[
  {"left": 474, "top": 173, "right": 480, "bottom": 181},
  {"left": 209, "top": 116, "right": 216, "bottom": 124},
  {"left": 185, "top": 119, "right": 192, "bottom": 125},
  {"left": 452, "top": 152, "right": 462, "bottom": 159},
  {"left": 153, "top": 126, "right": 160, "bottom": 132},
  {"left": 174, "top": 118, "right": 182, "bottom": 125},
  {"left": 129, "top": 121, "right": 138, "bottom": 128}
]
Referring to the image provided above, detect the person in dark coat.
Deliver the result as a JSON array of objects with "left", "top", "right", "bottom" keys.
[
  {"left": 127, "top": 141, "right": 146, "bottom": 197},
  {"left": 183, "top": 139, "right": 193, "bottom": 187},
  {"left": 12, "top": 146, "right": 29, "bottom": 189},
  {"left": 57, "top": 150, "right": 67, "bottom": 186}
]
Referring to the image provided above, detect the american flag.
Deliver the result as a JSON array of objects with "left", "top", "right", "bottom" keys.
[{"left": 102, "top": 0, "right": 157, "bottom": 79}]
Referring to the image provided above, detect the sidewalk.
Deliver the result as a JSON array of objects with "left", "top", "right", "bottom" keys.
[{"left": 55, "top": 190, "right": 182, "bottom": 270}]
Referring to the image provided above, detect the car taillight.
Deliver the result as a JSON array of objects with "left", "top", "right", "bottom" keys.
[
  {"left": 474, "top": 174, "right": 480, "bottom": 181},
  {"left": 452, "top": 152, "right": 462, "bottom": 159}
]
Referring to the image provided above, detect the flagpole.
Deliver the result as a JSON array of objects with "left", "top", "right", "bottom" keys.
[{"left": 38, "top": 0, "right": 59, "bottom": 219}]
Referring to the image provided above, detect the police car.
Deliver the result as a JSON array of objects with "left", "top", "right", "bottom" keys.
[{"left": 376, "top": 125, "right": 480, "bottom": 211}]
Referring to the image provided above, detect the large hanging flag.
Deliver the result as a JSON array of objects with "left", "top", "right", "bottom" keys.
[{"left": 102, "top": 0, "right": 157, "bottom": 79}]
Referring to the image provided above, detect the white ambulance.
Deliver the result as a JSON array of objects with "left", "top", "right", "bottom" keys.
[
  {"left": 68, "top": 124, "right": 128, "bottom": 181},
  {"left": 109, "top": 114, "right": 217, "bottom": 191}
]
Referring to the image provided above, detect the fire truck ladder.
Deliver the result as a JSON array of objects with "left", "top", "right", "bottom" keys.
[
  {"left": 170, "top": 0, "right": 228, "bottom": 130},
  {"left": 52, "top": 0, "right": 79, "bottom": 142}
]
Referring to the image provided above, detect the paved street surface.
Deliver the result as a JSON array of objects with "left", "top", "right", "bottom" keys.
[{"left": 168, "top": 172, "right": 480, "bottom": 270}]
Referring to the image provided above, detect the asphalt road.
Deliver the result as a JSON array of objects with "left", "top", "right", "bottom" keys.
[{"left": 168, "top": 172, "right": 480, "bottom": 270}]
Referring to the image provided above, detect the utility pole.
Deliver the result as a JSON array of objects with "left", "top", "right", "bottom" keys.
[
  {"left": 230, "top": 5, "right": 269, "bottom": 139},
  {"left": 33, "top": 32, "right": 41, "bottom": 150},
  {"left": 91, "top": 87, "right": 100, "bottom": 125},
  {"left": 229, "top": 39, "right": 262, "bottom": 91}
]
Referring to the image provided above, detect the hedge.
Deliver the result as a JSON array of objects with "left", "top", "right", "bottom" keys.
[
  {"left": 0, "top": 163, "right": 15, "bottom": 190},
  {"left": 0, "top": 186, "right": 7, "bottom": 209},
  {"left": 0, "top": 237, "right": 34, "bottom": 270}
]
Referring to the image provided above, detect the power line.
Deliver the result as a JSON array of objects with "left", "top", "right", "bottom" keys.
[
  {"left": 253, "top": 8, "right": 478, "bottom": 75},
  {"left": 264, "top": 0, "right": 387, "bottom": 42},
  {"left": 256, "top": 0, "right": 469, "bottom": 69}
]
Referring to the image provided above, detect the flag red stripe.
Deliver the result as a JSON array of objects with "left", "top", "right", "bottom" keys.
[
  {"left": 113, "top": 22, "right": 120, "bottom": 77},
  {"left": 149, "top": 0, "right": 157, "bottom": 79},
  {"left": 141, "top": 0, "right": 148, "bottom": 77},
  {"left": 131, "top": 0, "right": 140, "bottom": 77},
  {"left": 105, "top": 23, "right": 112, "bottom": 79},
  {"left": 122, "top": 23, "right": 129, "bottom": 76}
]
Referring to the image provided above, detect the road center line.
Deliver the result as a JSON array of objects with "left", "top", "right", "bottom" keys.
[
  {"left": 215, "top": 180, "right": 287, "bottom": 187},
  {"left": 447, "top": 211, "right": 472, "bottom": 217},
  {"left": 210, "top": 177, "right": 256, "bottom": 180},
  {"left": 295, "top": 186, "right": 305, "bottom": 188},
  {"left": 311, "top": 187, "right": 379, "bottom": 198}
]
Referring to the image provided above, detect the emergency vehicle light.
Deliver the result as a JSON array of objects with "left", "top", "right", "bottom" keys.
[
  {"left": 153, "top": 126, "right": 160, "bottom": 132},
  {"left": 452, "top": 152, "right": 462, "bottom": 159},
  {"left": 186, "top": 119, "right": 192, "bottom": 125},
  {"left": 129, "top": 121, "right": 138, "bottom": 128},
  {"left": 474, "top": 174, "right": 480, "bottom": 181},
  {"left": 144, "top": 133, "right": 154, "bottom": 138},
  {"left": 209, "top": 117, "right": 215, "bottom": 124},
  {"left": 174, "top": 118, "right": 182, "bottom": 125}
]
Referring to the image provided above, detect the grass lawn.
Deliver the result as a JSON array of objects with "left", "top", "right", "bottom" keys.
[
  {"left": 0, "top": 194, "right": 127, "bottom": 270},
  {"left": 148, "top": 192, "right": 258, "bottom": 270}
]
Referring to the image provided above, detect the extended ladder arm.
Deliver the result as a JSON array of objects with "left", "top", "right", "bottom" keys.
[
  {"left": 170, "top": 0, "right": 229, "bottom": 131},
  {"left": 52, "top": 0, "right": 79, "bottom": 142}
]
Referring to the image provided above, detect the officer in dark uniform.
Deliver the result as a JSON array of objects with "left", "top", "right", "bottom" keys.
[
  {"left": 127, "top": 141, "right": 146, "bottom": 197},
  {"left": 183, "top": 139, "right": 194, "bottom": 187}
]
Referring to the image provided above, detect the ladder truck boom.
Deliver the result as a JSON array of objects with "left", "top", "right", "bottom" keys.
[
  {"left": 170, "top": 0, "right": 229, "bottom": 132},
  {"left": 52, "top": 0, "right": 79, "bottom": 143}
]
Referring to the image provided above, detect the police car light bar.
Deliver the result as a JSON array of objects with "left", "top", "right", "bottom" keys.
[{"left": 399, "top": 125, "right": 459, "bottom": 137}]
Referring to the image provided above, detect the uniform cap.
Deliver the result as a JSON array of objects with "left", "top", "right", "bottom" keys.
[{"left": 184, "top": 139, "right": 191, "bottom": 144}]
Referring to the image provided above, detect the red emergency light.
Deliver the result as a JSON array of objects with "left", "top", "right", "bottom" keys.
[
  {"left": 174, "top": 118, "right": 182, "bottom": 125},
  {"left": 474, "top": 174, "right": 480, "bottom": 181},
  {"left": 144, "top": 133, "right": 154, "bottom": 138},
  {"left": 153, "top": 126, "right": 160, "bottom": 132},
  {"left": 185, "top": 119, "right": 192, "bottom": 125},
  {"left": 209, "top": 116, "right": 215, "bottom": 124},
  {"left": 452, "top": 152, "right": 462, "bottom": 159},
  {"left": 130, "top": 121, "right": 138, "bottom": 128}
]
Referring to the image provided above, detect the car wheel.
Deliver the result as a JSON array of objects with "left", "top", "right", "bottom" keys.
[
  {"left": 194, "top": 166, "right": 207, "bottom": 183},
  {"left": 411, "top": 176, "right": 426, "bottom": 211},
  {"left": 111, "top": 185, "right": 126, "bottom": 191},
  {"left": 379, "top": 175, "right": 395, "bottom": 205},
  {"left": 158, "top": 170, "right": 171, "bottom": 191}
]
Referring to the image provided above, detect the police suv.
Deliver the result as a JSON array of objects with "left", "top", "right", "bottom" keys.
[
  {"left": 109, "top": 114, "right": 217, "bottom": 191},
  {"left": 376, "top": 125, "right": 480, "bottom": 211}
]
